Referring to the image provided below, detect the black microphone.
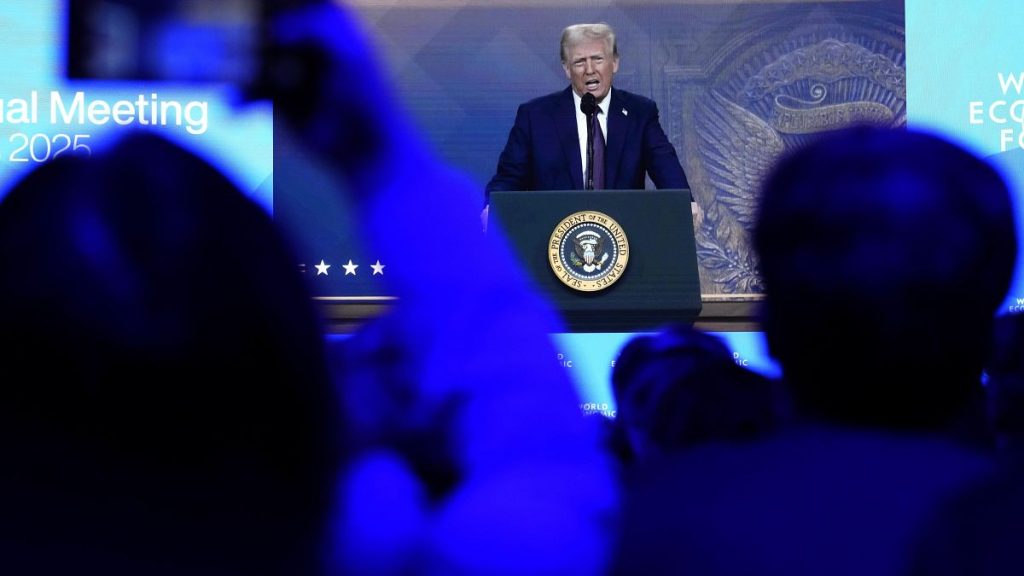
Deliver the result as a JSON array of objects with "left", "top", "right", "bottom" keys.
[
  {"left": 582, "top": 93, "right": 597, "bottom": 189},
  {"left": 581, "top": 92, "right": 598, "bottom": 116}
]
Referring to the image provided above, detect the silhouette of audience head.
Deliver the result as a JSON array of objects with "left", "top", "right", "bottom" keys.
[
  {"left": 0, "top": 131, "right": 340, "bottom": 574},
  {"left": 753, "top": 126, "right": 1017, "bottom": 430},
  {"left": 610, "top": 324, "right": 781, "bottom": 462}
]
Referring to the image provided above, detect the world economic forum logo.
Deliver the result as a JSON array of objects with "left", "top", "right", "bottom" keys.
[{"left": 548, "top": 210, "right": 629, "bottom": 292}]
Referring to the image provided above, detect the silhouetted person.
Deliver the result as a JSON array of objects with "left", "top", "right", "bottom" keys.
[
  {"left": 609, "top": 324, "right": 783, "bottom": 464},
  {"left": 0, "top": 131, "right": 341, "bottom": 575},
  {"left": 905, "top": 311, "right": 1024, "bottom": 576},
  {"left": 269, "top": 3, "right": 618, "bottom": 575},
  {"left": 985, "top": 311, "right": 1024, "bottom": 462},
  {"left": 612, "top": 126, "right": 1017, "bottom": 576}
]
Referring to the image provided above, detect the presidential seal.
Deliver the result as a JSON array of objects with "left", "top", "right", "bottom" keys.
[{"left": 548, "top": 210, "right": 629, "bottom": 292}]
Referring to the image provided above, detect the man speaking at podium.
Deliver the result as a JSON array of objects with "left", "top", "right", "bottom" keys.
[{"left": 485, "top": 22, "right": 688, "bottom": 204}]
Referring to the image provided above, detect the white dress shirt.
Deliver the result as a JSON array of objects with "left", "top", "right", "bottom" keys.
[{"left": 571, "top": 87, "right": 610, "bottom": 184}]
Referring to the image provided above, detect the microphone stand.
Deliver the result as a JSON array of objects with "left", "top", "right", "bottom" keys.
[
  {"left": 582, "top": 93, "right": 597, "bottom": 190},
  {"left": 585, "top": 114, "right": 595, "bottom": 190}
]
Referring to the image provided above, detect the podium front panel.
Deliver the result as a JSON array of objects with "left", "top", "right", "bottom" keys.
[{"left": 490, "top": 189, "right": 701, "bottom": 331}]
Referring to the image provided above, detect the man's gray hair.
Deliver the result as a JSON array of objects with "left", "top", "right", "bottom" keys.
[{"left": 560, "top": 23, "right": 617, "bottom": 63}]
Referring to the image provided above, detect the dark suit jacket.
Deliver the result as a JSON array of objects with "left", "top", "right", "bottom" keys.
[{"left": 486, "top": 86, "right": 688, "bottom": 199}]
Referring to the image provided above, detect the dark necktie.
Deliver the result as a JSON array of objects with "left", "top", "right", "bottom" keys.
[{"left": 591, "top": 111, "right": 605, "bottom": 190}]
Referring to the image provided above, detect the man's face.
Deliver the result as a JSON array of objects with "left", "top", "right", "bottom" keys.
[{"left": 563, "top": 38, "right": 619, "bottom": 102}]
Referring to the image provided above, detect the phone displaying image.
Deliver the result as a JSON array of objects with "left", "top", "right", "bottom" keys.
[{"left": 66, "top": 0, "right": 262, "bottom": 84}]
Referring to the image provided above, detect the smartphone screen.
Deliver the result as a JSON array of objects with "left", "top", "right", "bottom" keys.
[{"left": 67, "top": 0, "right": 261, "bottom": 84}]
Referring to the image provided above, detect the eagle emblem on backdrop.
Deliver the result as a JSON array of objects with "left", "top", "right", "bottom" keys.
[{"left": 681, "top": 20, "right": 907, "bottom": 295}]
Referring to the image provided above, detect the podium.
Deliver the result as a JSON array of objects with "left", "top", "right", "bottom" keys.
[{"left": 489, "top": 189, "right": 701, "bottom": 332}]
